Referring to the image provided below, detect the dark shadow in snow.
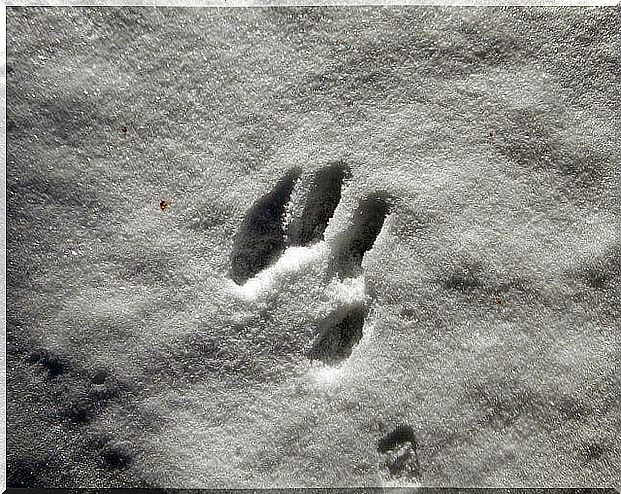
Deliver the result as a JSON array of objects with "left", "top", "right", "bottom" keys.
[
  {"left": 101, "top": 441, "right": 133, "bottom": 470},
  {"left": 230, "top": 168, "right": 301, "bottom": 284},
  {"left": 27, "top": 348, "right": 70, "bottom": 379},
  {"left": 331, "top": 193, "right": 391, "bottom": 278},
  {"left": 576, "top": 244, "right": 621, "bottom": 290},
  {"left": 6, "top": 457, "right": 53, "bottom": 488},
  {"left": 92, "top": 369, "right": 109, "bottom": 385},
  {"left": 308, "top": 305, "right": 367, "bottom": 365},
  {"left": 289, "top": 162, "right": 350, "bottom": 247},
  {"left": 442, "top": 257, "right": 485, "bottom": 292},
  {"left": 63, "top": 392, "right": 110, "bottom": 425},
  {"left": 62, "top": 371, "right": 130, "bottom": 425},
  {"left": 581, "top": 440, "right": 607, "bottom": 462}
]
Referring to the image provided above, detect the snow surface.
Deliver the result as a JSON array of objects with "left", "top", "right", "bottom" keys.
[{"left": 6, "top": 5, "right": 621, "bottom": 487}]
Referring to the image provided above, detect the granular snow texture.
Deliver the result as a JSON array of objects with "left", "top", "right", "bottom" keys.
[{"left": 6, "top": 6, "right": 621, "bottom": 488}]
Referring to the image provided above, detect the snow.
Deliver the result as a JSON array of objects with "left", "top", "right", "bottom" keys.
[{"left": 6, "top": 5, "right": 621, "bottom": 488}]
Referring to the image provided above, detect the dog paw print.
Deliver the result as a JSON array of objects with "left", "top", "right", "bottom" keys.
[{"left": 228, "top": 163, "right": 393, "bottom": 366}]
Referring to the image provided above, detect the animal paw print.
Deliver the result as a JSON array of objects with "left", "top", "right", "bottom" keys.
[{"left": 229, "top": 163, "right": 392, "bottom": 365}]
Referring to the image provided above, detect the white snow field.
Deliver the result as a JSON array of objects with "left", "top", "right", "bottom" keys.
[{"left": 6, "top": 6, "right": 620, "bottom": 488}]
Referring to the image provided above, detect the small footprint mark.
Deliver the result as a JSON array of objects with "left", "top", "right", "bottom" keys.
[{"left": 378, "top": 424, "right": 421, "bottom": 480}]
